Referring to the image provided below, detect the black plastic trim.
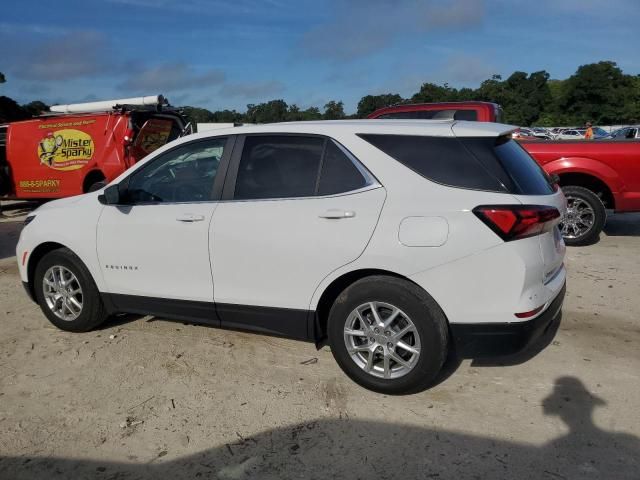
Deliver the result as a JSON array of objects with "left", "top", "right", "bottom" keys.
[
  {"left": 103, "top": 293, "right": 220, "bottom": 326},
  {"left": 216, "top": 303, "right": 313, "bottom": 341},
  {"left": 100, "top": 294, "right": 315, "bottom": 342},
  {"left": 450, "top": 282, "right": 565, "bottom": 357}
]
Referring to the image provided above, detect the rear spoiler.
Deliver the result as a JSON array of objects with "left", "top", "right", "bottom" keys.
[{"left": 451, "top": 121, "right": 517, "bottom": 138}]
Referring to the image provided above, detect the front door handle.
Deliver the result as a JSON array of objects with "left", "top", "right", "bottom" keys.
[
  {"left": 318, "top": 209, "right": 356, "bottom": 219},
  {"left": 176, "top": 214, "right": 205, "bottom": 222}
]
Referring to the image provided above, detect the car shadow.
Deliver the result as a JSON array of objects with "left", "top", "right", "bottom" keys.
[
  {"left": 604, "top": 212, "right": 640, "bottom": 237},
  {"left": 1, "top": 376, "right": 637, "bottom": 479},
  {"left": 0, "top": 220, "right": 23, "bottom": 261}
]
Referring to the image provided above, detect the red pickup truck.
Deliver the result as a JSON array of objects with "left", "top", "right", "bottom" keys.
[
  {"left": 368, "top": 101, "right": 640, "bottom": 245},
  {"left": 520, "top": 140, "right": 640, "bottom": 245}
]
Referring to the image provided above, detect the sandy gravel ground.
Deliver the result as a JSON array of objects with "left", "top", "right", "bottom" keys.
[{"left": 0, "top": 201, "right": 639, "bottom": 479}]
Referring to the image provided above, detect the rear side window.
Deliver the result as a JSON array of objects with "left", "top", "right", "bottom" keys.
[
  {"left": 318, "top": 141, "right": 367, "bottom": 196},
  {"left": 359, "top": 134, "right": 554, "bottom": 195},
  {"left": 460, "top": 136, "right": 554, "bottom": 195},
  {"left": 234, "top": 136, "right": 324, "bottom": 199},
  {"left": 358, "top": 134, "right": 504, "bottom": 191}
]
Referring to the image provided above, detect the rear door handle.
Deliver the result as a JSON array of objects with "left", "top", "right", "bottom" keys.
[
  {"left": 176, "top": 214, "right": 205, "bottom": 222},
  {"left": 318, "top": 209, "right": 356, "bottom": 219}
]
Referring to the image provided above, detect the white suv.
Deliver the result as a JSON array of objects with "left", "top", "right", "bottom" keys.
[{"left": 17, "top": 120, "right": 566, "bottom": 394}]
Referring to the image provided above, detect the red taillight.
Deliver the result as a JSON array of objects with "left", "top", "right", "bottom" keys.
[
  {"left": 515, "top": 305, "right": 545, "bottom": 318},
  {"left": 473, "top": 205, "right": 560, "bottom": 241}
]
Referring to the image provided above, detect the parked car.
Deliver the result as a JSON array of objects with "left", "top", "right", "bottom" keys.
[
  {"left": 0, "top": 95, "right": 190, "bottom": 200},
  {"left": 605, "top": 126, "right": 640, "bottom": 140},
  {"left": 521, "top": 139, "right": 640, "bottom": 245},
  {"left": 367, "top": 101, "right": 504, "bottom": 122},
  {"left": 555, "top": 129, "right": 585, "bottom": 140},
  {"left": 17, "top": 120, "right": 566, "bottom": 394},
  {"left": 512, "top": 128, "right": 539, "bottom": 140}
]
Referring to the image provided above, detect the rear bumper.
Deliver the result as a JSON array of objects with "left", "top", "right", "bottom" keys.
[{"left": 450, "top": 282, "right": 565, "bottom": 357}]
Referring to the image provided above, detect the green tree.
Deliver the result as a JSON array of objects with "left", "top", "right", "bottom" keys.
[
  {"left": 0, "top": 96, "right": 29, "bottom": 123},
  {"left": 412, "top": 82, "right": 460, "bottom": 103},
  {"left": 323, "top": 100, "right": 345, "bottom": 120},
  {"left": 0, "top": 72, "right": 5, "bottom": 84},
  {"left": 245, "top": 99, "right": 289, "bottom": 123},
  {"left": 558, "top": 61, "right": 635, "bottom": 125},
  {"left": 22, "top": 100, "right": 50, "bottom": 117},
  {"left": 211, "top": 109, "right": 244, "bottom": 123},
  {"left": 356, "top": 93, "right": 403, "bottom": 118},
  {"left": 181, "top": 106, "right": 215, "bottom": 124}
]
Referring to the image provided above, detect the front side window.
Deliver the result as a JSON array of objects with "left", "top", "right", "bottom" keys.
[{"left": 126, "top": 138, "right": 226, "bottom": 203}]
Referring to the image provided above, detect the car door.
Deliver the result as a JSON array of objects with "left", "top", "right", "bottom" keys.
[
  {"left": 97, "top": 136, "right": 233, "bottom": 319},
  {"left": 211, "top": 134, "right": 386, "bottom": 339}
]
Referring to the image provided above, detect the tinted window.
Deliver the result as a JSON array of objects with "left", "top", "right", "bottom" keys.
[
  {"left": 359, "top": 134, "right": 504, "bottom": 191},
  {"left": 378, "top": 110, "right": 478, "bottom": 121},
  {"left": 318, "top": 141, "right": 367, "bottom": 196},
  {"left": 460, "top": 136, "right": 554, "bottom": 195},
  {"left": 127, "top": 138, "right": 226, "bottom": 203},
  {"left": 235, "top": 135, "right": 324, "bottom": 200}
]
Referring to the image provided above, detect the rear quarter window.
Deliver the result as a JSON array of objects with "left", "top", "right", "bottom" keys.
[
  {"left": 359, "top": 134, "right": 554, "bottom": 195},
  {"left": 358, "top": 134, "right": 505, "bottom": 192}
]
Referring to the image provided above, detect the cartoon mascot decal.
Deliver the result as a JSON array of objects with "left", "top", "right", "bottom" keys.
[{"left": 39, "top": 133, "right": 64, "bottom": 167}]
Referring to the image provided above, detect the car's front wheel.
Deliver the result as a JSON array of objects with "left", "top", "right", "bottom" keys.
[
  {"left": 327, "top": 276, "right": 449, "bottom": 394},
  {"left": 34, "top": 248, "right": 108, "bottom": 332}
]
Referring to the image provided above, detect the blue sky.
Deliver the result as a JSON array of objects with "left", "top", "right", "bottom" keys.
[{"left": 1, "top": 0, "right": 639, "bottom": 113}]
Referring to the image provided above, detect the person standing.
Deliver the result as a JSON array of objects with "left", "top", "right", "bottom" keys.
[{"left": 584, "top": 122, "right": 594, "bottom": 140}]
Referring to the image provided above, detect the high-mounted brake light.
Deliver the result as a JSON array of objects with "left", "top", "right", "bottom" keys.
[{"left": 473, "top": 205, "right": 560, "bottom": 241}]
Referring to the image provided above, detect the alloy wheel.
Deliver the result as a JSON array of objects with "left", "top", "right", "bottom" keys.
[
  {"left": 560, "top": 195, "right": 595, "bottom": 239},
  {"left": 343, "top": 302, "right": 421, "bottom": 379},
  {"left": 42, "top": 265, "right": 83, "bottom": 321}
]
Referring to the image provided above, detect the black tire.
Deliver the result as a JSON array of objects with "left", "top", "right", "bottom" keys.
[
  {"left": 33, "top": 248, "right": 108, "bottom": 332},
  {"left": 560, "top": 185, "right": 606, "bottom": 247},
  {"left": 87, "top": 180, "right": 106, "bottom": 192},
  {"left": 327, "top": 275, "right": 449, "bottom": 395}
]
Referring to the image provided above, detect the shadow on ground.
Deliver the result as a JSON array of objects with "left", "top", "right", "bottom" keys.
[
  {"left": 604, "top": 212, "right": 640, "bottom": 237},
  {"left": 1, "top": 376, "right": 637, "bottom": 480},
  {"left": 0, "top": 221, "right": 22, "bottom": 261}
]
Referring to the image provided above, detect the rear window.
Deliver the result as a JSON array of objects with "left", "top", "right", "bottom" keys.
[
  {"left": 378, "top": 110, "right": 478, "bottom": 121},
  {"left": 358, "top": 134, "right": 554, "bottom": 195}
]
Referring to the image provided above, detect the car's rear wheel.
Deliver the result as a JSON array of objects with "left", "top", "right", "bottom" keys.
[
  {"left": 34, "top": 248, "right": 108, "bottom": 332},
  {"left": 560, "top": 186, "right": 606, "bottom": 246},
  {"left": 327, "top": 276, "right": 448, "bottom": 394}
]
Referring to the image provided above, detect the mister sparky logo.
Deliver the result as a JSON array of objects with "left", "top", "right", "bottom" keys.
[{"left": 38, "top": 129, "right": 94, "bottom": 171}]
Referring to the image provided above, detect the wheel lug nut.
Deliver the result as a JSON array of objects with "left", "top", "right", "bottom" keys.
[
  {"left": 369, "top": 337, "right": 375, "bottom": 343},
  {"left": 387, "top": 342, "right": 393, "bottom": 349},
  {"left": 374, "top": 328, "right": 379, "bottom": 334}
]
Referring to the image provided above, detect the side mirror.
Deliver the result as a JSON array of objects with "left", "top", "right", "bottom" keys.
[{"left": 99, "top": 184, "right": 121, "bottom": 205}]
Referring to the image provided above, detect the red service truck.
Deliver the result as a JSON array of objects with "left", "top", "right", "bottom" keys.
[{"left": 0, "top": 95, "right": 190, "bottom": 199}]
